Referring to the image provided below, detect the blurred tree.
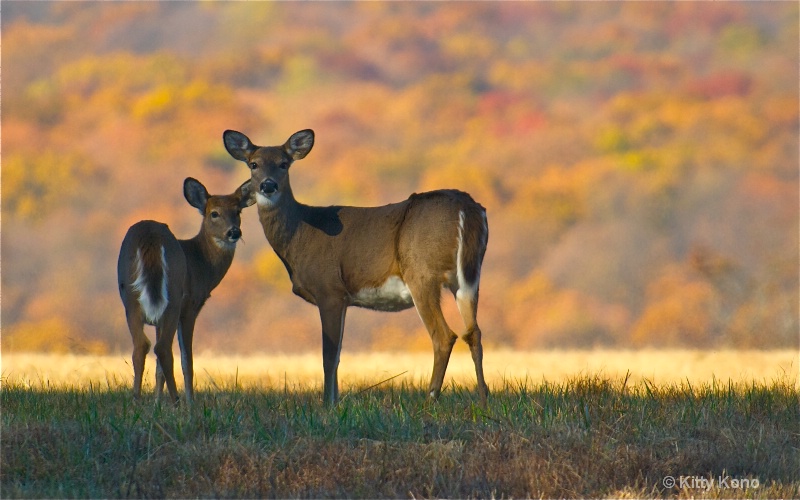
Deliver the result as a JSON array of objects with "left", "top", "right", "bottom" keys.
[
  {"left": 2, "top": 150, "right": 99, "bottom": 220},
  {"left": 253, "top": 249, "right": 292, "bottom": 290},
  {"left": 630, "top": 266, "right": 723, "bottom": 347},
  {"left": 1, "top": 1, "right": 796, "bottom": 352},
  {"left": 3, "top": 317, "right": 107, "bottom": 354}
]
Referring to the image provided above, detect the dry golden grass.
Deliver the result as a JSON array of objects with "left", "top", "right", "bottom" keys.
[
  {"left": 3, "top": 348, "right": 796, "bottom": 390},
  {"left": 4, "top": 349, "right": 798, "bottom": 498}
]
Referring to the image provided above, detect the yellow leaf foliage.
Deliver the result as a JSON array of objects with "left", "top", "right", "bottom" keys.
[
  {"left": 2, "top": 150, "right": 98, "bottom": 220},
  {"left": 3, "top": 318, "right": 107, "bottom": 355},
  {"left": 631, "top": 268, "right": 722, "bottom": 347},
  {"left": 253, "top": 249, "right": 291, "bottom": 289}
]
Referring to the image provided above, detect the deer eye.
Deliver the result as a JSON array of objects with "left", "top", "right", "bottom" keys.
[
  {"left": 279, "top": 161, "right": 289, "bottom": 170},
  {"left": 249, "top": 162, "right": 258, "bottom": 170},
  {"left": 210, "top": 211, "right": 220, "bottom": 219}
]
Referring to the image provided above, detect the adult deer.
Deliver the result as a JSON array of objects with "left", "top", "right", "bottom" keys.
[
  {"left": 117, "top": 177, "right": 255, "bottom": 403},
  {"left": 223, "top": 129, "right": 489, "bottom": 405}
]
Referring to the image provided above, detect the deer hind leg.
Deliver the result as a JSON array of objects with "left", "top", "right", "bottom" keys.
[
  {"left": 409, "top": 281, "right": 458, "bottom": 399},
  {"left": 154, "top": 330, "right": 165, "bottom": 400},
  {"left": 455, "top": 288, "right": 489, "bottom": 404},
  {"left": 126, "top": 309, "right": 150, "bottom": 400},
  {"left": 153, "top": 310, "right": 181, "bottom": 404}
]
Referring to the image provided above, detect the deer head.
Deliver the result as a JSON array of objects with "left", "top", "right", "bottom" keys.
[{"left": 223, "top": 130, "right": 314, "bottom": 209}]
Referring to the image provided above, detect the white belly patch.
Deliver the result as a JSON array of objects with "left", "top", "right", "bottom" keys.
[{"left": 352, "top": 276, "right": 414, "bottom": 312}]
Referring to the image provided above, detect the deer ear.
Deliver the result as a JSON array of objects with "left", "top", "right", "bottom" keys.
[
  {"left": 284, "top": 129, "right": 314, "bottom": 160},
  {"left": 184, "top": 177, "right": 209, "bottom": 214},
  {"left": 223, "top": 130, "right": 257, "bottom": 162},
  {"left": 237, "top": 179, "right": 257, "bottom": 208}
]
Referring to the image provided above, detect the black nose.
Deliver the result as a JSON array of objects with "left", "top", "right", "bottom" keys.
[
  {"left": 227, "top": 227, "right": 242, "bottom": 240},
  {"left": 260, "top": 179, "right": 278, "bottom": 194}
]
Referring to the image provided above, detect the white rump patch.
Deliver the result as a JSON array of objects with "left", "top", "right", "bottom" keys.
[
  {"left": 455, "top": 210, "right": 477, "bottom": 302},
  {"left": 131, "top": 246, "right": 169, "bottom": 324},
  {"left": 352, "top": 276, "right": 414, "bottom": 312}
]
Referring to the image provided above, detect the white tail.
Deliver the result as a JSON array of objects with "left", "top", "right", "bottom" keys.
[
  {"left": 130, "top": 246, "right": 169, "bottom": 324},
  {"left": 224, "top": 129, "right": 489, "bottom": 405},
  {"left": 117, "top": 177, "right": 255, "bottom": 403}
]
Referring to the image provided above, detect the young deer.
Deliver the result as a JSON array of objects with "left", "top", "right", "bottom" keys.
[
  {"left": 117, "top": 177, "right": 255, "bottom": 403},
  {"left": 223, "top": 129, "right": 489, "bottom": 405}
]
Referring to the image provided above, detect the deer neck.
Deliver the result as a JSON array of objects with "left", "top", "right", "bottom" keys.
[
  {"left": 183, "top": 229, "right": 235, "bottom": 292},
  {"left": 257, "top": 187, "right": 305, "bottom": 259}
]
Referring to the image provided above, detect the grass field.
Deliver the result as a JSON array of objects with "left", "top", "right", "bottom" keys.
[
  {"left": 3, "top": 349, "right": 798, "bottom": 390},
  {"left": 2, "top": 350, "right": 799, "bottom": 498}
]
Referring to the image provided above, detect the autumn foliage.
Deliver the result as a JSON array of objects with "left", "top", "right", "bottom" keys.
[{"left": 2, "top": 2, "right": 797, "bottom": 353}]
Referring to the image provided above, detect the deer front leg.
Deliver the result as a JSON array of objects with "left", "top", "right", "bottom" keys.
[
  {"left": 318, "top": 300, "right": 347, "bottom": 406},
  {"left": 155, "top": 360, "right": 165, "bottom": 400},
  {"left": 178, "top": 313, "right": 198, "bottom": 405}
]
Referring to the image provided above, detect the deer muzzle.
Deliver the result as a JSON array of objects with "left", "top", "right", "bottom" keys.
[
  {"left": 260, "top": 179, "right": 278, "bottom": 195},
  {"left": 226, "top": 226, "right": 242, "bottom": 241}
]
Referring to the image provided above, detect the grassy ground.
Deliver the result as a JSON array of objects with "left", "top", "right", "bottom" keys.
[
  {"left": 4, "top": 349, "right": 798, "bottom": 390},
  {"left": 2, "top": 365, "right": 798, "bottom": 498}
]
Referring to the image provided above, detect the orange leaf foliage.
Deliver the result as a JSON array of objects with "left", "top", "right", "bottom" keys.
[{"left": 2, "top": 2, "right": 797, "bottom": 353}]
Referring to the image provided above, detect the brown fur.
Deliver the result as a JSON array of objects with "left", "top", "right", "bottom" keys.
[
  {"left": 224, "top": 129, "right": 489, "bottom": 405},
  {"left": 117, "top": 178, "right": 255, "bottom": 403}
]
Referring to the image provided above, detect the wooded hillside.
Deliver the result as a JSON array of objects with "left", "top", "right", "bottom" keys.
[{"left": 2, "top": 2, "right": 797, "bottom": 353}]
